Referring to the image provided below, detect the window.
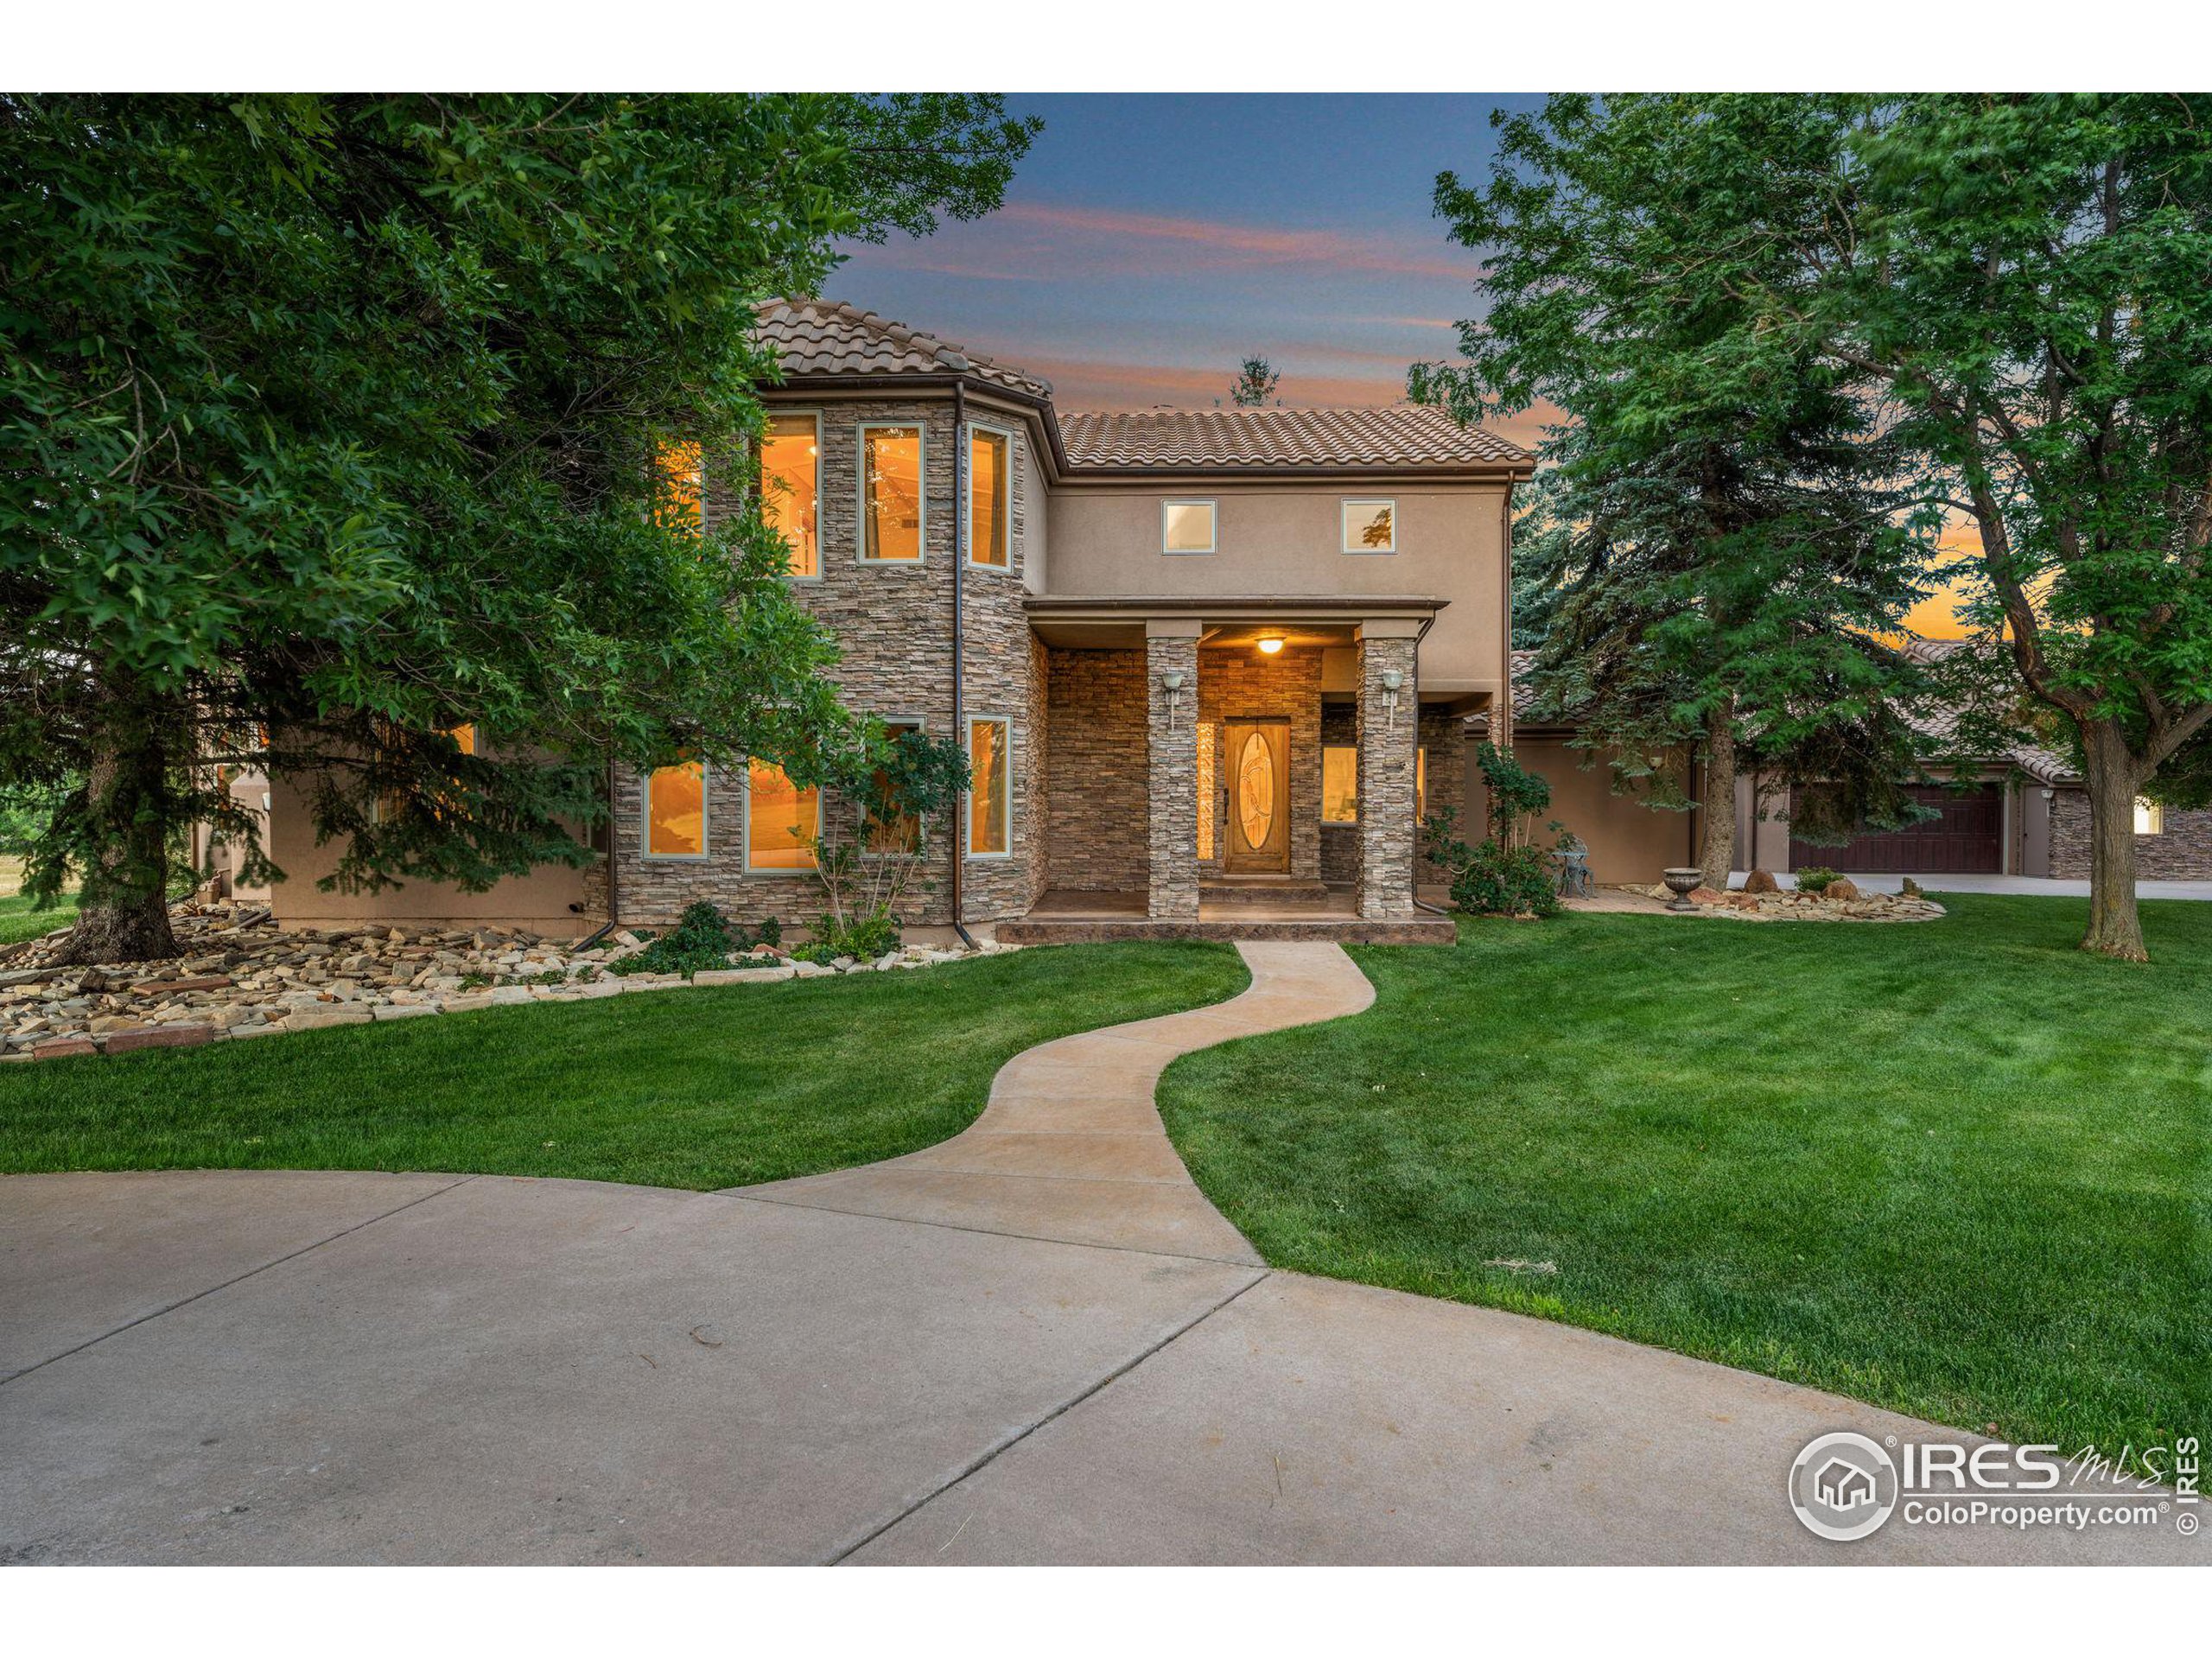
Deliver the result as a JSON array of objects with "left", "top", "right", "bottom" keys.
[
  {"left": 861, "top": 423, "right": 925, "bottom": 562},
  {"left": 2134, "top": 797, "right": 2165, "bottom": 836},
  {"left": 1322, "top": 747, "right": 1357, "bottom": 823},
  {"left": 746, "top": 759, "right": 819, "bottom": 872},
  {"left": 1196, "top": 721, "right": 1217, "bottom": 860},
  {"left": 865, "top": 720, "right": 925, "bottom": 855},
  {"left": 1162, "top": 499, "right": 1217, "bottom": 554},
  {"left": 968, "top": 716, "right": 1010, "bottom": 856},
  {"left": 656, "top": 440, "right": 704, "bottom": 535},
  {"left": 968, "top": 426, "right": 1010, "bottom": 568},
  {"left": 1319, "top": 745, "right": 1426, "bottom": 825},
  {"left": 645, "top": 760, "right": 707, "bottom": 858},
  {"left": 761, "top": 413, "right": 819, "bottom": 578},
  {"left": 372, "top": 724, "right": 477, "bottom": 825},
  {"left": 1342, "top": 499, "right": 1395, "bottom": 553}
]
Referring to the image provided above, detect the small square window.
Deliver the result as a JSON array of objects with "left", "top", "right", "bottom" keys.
[
  {"left": 2134, "top": 797, "right": 2164, "bottom": 836},
  {"left": 1343, "top": 499, "right": 1395, "bottom": 553},
  {"left": 1162, "top": 499, "right": 1217, "bottom": 554}
]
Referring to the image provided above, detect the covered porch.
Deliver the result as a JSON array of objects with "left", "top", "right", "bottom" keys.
[{"left": 1004, "top": 597, "right": 1471, "bottom": 946}]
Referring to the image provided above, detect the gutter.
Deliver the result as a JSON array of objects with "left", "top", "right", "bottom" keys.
[{"left": 948, "top": 382, "right": 977, "bottom": 949}]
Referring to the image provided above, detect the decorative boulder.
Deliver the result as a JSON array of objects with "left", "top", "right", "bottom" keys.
[
  {"left": 1688, "top": 886, "right": 1728, "bottom": 905},
  {"left": 1744, "top": 868, "right": 1779, "bottom": 894},
  {"left": 1824, "top": 877, "right": 1863, "bottom": 902}
]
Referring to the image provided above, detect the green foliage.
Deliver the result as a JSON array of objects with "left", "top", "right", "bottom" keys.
[
  {"left": 1792, "top": 866, "right": 1841, "bottom": 894},
  {"left": 803, "top": 725, "right": 969, "bottom": 960},
  {"left": 1227, "top": 356, "right": 1281, "bottom": 407},
  {"left": 1419, "top": 805, "right": 1563, "bottom": 919},
  {"left": 1415, "top": 95, "right": 1939, "bottom": 847},
  {"left": 606, "top": 900, "right": 775, "bottom": 979},
  {"left": 0, "top": 93, "right": 1035, "bottom": 950},
  {"left": 1472, "top": 742, "right": 1553, "bottom": 849}
]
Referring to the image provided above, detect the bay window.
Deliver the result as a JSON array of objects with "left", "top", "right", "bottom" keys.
[
  {"left": 761, "top": 413, "right": 820, "bottom": 578},
  {"left": 968, "top": 716, "right": 1010, "bottom": 857},
  {"left": 861, "top": 423, "right": 925, "bottom": 562},
  {"left": 968, "top": 425, "right": 1010, "bottom": 568}
]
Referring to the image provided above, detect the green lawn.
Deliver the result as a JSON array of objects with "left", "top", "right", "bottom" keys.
[
  {"left": 0, "top": 942, "right": 1247, "bottom": 1190},
  {"left": 1157, "top": 894, "right": 2210, "bottom": 1465},
  {"left": 0, "top": 889, "right": 77, "bottom": 948}
]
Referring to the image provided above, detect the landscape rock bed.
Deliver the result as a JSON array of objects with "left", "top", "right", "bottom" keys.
[
  {"left": 1638, "top": 883, "right": 1948, "bottom": 923},
  {"left": 0, "top": 901, "right": 1019, "bottom": 1062}
]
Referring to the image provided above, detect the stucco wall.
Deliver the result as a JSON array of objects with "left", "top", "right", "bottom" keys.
[
  {"left": 1045, "top": 482, "right": 1510, "bottom": 697},
  {"left": 1508, "top": 734, "right": 1693, "bottom": 885},
  {"left": 264, "top": 772, "right": 593, "bottom": 936}
]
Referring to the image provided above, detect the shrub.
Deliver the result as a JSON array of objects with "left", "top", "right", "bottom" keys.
[
  {"left": 797, "top": 906, "right": 902, "bottom": 964},
  {"left": 1420, "top": 807, "right": 1564, "bottom": 919},
  {"left": 607, "top": 901, "right": 774, "bottom": 978},
  {"left": 1793, "top": 866, "right": 1840, "bottom": 894}
]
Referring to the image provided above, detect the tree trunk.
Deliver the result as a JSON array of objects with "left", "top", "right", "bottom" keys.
[
  {"left": 54, "top": 709, "right": 180, "bottom": 966},
  {"left": 1698, "top": 696, "right": 1738, "bottom": 891},
  {"left": 2078, "top": 720, "right": 2148, "bottom": 963}
]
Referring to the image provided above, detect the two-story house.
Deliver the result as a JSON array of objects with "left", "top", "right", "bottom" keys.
[{"left": 261, "top": 300, "right": 1557, "bottom": 944}]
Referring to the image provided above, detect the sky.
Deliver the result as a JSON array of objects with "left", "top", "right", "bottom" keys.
[
  {"left": 831, "top": 93, "right": 1551, "bottom": 448},
  {"left": 831, "top": 92, "right": 1969, "bottom": 637}
]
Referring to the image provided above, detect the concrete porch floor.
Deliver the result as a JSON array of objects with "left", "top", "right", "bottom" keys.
[{"left": 997, "top": 887, "right": 1456, "bottom": 946}]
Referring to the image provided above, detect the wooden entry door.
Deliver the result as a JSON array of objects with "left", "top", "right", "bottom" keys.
[{"left": 1223, "top": 720, "right": 1290, "bottom": 873}]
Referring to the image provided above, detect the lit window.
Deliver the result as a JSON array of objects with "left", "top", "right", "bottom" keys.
[
  {"left": 861, "top": 423, "right": 925, "bottom": 562},
  {"left": 747, "top": 759, "right": 820, "bottom": 872},
  {"left": 1162, "top": 499, "right": 1217, "bottom": 554},
  {"left": 646, "top": 760, "right": 706, "bottom": 858},
  {"left": 372, "top": 723, "right": 478, "bottom": 824},
  {"left": 1343, "top": 499, "right": 1395, "bottom": 553},
  {"left": 969, "top": 427, "right": 1010, "bottom": 568},
  {"left": 2134, "top": 797, "right": 2164, "bottom": 836},
  {"left": 1322, "top": 747, "right": 1357, "bottom": 823},
  {"left": 449, "top": 724, "right": 476, "bottom": 757},
  {"left": 657, "top": 440, "right": 704, "bottom": 535},
  {"left": 968, "top": 716, "right": 1010, "bottom": 856},
  {"left": 761, "top": 413, "right": 819, "bottom": 578},
  {"left": 1196, "top": 721, "right": 1216, "bottom": 860},
  {"left": 865, "top": 720, "right": 924, "bottom": 855},
  {"left": 1417, "top": 747, "right": 1428, "bottom": 820}
]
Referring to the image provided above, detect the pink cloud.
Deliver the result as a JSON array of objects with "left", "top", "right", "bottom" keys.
[{"left": 994, "top": 202, "right": 1475, "bottom": 280}]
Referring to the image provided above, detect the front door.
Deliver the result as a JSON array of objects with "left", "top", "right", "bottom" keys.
[{"left": 1223, "top": 720, "right": 1290, "bottom": 873}]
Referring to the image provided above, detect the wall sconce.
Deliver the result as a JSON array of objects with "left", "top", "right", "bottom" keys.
[
  {"left": 1256, "top": 634, "right": 1284, "bottom": 656},
  {"left": 1162, "top": 669, "right": 1185, "bottom": 733},
  {"left": 2039, "top": 787, "right": 2056, "bottom": 801},
  {"left": 1379, "top": 667, "right": 1403, "bottom": 732}
]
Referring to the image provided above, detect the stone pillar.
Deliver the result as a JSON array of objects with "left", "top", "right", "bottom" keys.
[
  {"left": 1356, "top": 623, "right": 1421, "bottom": 920},
  {"left": 1145, "top": 620, "right": 1203, "bottom": 920}
]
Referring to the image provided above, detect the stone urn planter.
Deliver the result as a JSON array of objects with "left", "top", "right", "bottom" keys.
[{"left": 1661, "top": 867, "right": 1704, "bottom": 912}]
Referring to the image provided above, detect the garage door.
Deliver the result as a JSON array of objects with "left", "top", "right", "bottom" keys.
[{"left": 1789, "top": 784, "right": 2002, "bottom": 874}]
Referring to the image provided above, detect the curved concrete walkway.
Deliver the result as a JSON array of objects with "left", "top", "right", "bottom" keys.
[
  {"left": 735, "top": 941, "right": 1372, "bottom": 1262},
  {"left": 1, "top": 944, "right": 2196, "bottom": 1565}
]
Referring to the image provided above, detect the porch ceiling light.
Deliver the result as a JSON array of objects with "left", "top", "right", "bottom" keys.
[{"left": 1256, "top": 634, "right": 1285, "bottom": 656}]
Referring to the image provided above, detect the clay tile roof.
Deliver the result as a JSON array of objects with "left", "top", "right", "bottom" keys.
[
  {"left": 1058, "top": 405, "right": 1529, "bottom": 471},
  {"left": 753, "top": 298, "right": 1052, "bottom": 401}
]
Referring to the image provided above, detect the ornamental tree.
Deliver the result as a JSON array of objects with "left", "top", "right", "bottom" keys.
[
  {"left": 1414, "top": 94, "right": 1936, "bottom": 889},
  {"left": 1, "top": 93, "right": 1034, "bottom": 963}
]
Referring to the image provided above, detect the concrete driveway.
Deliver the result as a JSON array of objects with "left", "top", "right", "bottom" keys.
[{"left": 2, "top": 945, "right": 2196, "bottom": 1566}]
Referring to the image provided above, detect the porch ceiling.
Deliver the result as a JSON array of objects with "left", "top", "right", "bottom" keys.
[{"left": 1026, "top": 594, "right": 1446, "bottom": 652}]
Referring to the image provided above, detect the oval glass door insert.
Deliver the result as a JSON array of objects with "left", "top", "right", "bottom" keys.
[{"left": 1236, "top": 729, "right": 1275, "bottom": 850}]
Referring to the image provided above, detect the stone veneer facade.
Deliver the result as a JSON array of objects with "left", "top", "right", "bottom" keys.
[
  {"left": 2049, "top": 791, "right": 2212, "bottom": 880},
  {"left": 1145, "top": 627, "right": 1202, "bottom": 918},
  {"left": 1044, "top": 647, "right": 1148, "bottom": 893},
  {"left": 1354, "top": 633, "right": 1421, "bottom": 919},
  {"left": 1320, "top": 703, "right": 1465, "bottom": 887},
  {"left": 604, "top": 393, "right": 1049, "bottom": 931}
]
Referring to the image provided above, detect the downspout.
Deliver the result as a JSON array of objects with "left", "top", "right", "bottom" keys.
[
  {"left": 948, "top": 382, "right": 977, "bottom": 948},
  {"left": 1410, "top": 610, "right": 1450, "bottom": 918},
  {"left": 576, "top": 754, "right": 620, "bottom": 950}
]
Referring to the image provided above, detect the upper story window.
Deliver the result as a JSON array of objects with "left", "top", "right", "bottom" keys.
[
  {"left": 969, "top": 426, "right": 1011, "bottom": 568},
  {"left": 761, "top": 413, "right": 820, "bottom": 579},
  {"left": 861, "top": 423, "right": 925, "bottom": 563},
  {"left": 1162, "top": 499, "right": 1217, "bottom": 555},
  {"left": 1343, "top": 499, "right": 1396, "bottom": 553},
  {"left": 645, "top": 759, "right": 707, "bottom": 859}
]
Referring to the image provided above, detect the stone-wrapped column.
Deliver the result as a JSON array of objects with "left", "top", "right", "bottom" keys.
[
  {"left": 1356, "top": 624, "right": 1421, "bottom": 919},
  {"left": 1145, "top": 620, "right": 1203, "bottom": 920}
]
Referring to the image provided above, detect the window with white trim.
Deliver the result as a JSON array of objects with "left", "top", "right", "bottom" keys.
[
  {"left": 968, "top": 716, "right": 1011, "bottom": 856},
  {"left": 1342, "top": 499, "right": 1396, "bottom": 553},
  {"left": 1162, "top": 499, "right": 1217, "bottom": 554}
]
